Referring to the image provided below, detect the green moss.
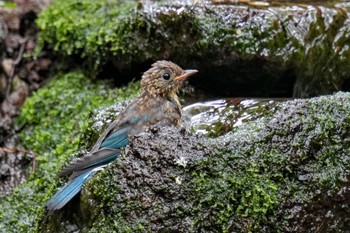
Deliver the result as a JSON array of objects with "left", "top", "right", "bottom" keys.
[
  {"left": 191, "top": 92, "right": 350, "bottom": 231},
  {"left": 36, "top": 0, "right": 274, "bottom": 62},
  {"left": 193, "top": 161, "right": 278, "bottom": 231},
  {"left": 36, "top": 0, "right": 203, "bottom": 71},
  {"left": 36, "top": 0, "right": 350, "bottom": 97},
  {"left": 36, "top": 0, "right": 136, "bottom": 69},
  {"left": 81, "top": 166, "right": 154, "bottom": 232},
  {"left": 0, "top": 71, "right": 139, "bottom": 232}
]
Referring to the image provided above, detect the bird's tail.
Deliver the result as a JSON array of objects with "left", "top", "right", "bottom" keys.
[
  {"left": 45, "top": 167, "right": 102, "bottom": 215},
  {"left": 45, "top": 149, "right": 122, "bottom": 214}
]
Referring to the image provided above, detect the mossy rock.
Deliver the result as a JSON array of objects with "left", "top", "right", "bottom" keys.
[
  {"left": 0, "top": 70, "right": 139, "bottom": 232},
  {"left": 39, "top": 92, "right": 350, "bottom": 232},
  {"left": 37, "top": 0, "right": 350, "bottom": 97}
]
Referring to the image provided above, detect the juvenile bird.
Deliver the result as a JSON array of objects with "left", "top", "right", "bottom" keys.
[{"left": 45, "top": 60, "right": 198, "bottom": 214}]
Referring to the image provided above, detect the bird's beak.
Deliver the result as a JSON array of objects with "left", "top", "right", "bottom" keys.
[{"left": 173, "top": 69, "right": 198, "bottom": 81}]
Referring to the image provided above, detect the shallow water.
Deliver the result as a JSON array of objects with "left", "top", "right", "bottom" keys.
[{"left": 183, "top": 98, "right": 287, "bottom": 136}]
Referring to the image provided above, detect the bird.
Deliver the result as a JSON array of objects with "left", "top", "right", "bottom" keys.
[{"left": 45, "top": 60, "right": 198, "bottom": 214}]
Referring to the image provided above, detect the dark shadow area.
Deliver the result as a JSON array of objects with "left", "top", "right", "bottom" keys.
[{"left": 340, "top": 77, "right": 350, "bottom": 92}]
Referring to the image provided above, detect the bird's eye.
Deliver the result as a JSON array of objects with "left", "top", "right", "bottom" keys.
[{"left": 162, "top": 73, "right": 171, "bottom": 80}]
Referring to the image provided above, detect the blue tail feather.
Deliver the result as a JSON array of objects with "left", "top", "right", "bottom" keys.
[{"left": 46, "top": 169, "right": 97, "bottom": 214}]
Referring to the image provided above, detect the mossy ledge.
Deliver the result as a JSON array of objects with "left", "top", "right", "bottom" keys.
[
  {"left": 0, "top": 71, "right": 139, "bottom": 232},
  {"left": 37, "top": 0, "right": 350, "bottom": 97},
  {"left": 39, "top": 92, "right": 350, "bottom": 232}
]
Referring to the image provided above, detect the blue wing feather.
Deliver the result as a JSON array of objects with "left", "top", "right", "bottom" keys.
[
  {"left": 100, "top": 127, "right": 129, "bottom": 149},
  {"left": 81, "top": 152, "right": 121, "bottom": 170}
]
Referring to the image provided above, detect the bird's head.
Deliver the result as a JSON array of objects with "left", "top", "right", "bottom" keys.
[{"left": 141, "top": 60, "right": 198, "bottom": 97}]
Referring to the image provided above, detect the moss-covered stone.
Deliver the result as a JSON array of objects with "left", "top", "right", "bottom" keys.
[
  {"left": 0, "top": 71, "right": 139, "bottom": 232},
  {"left": 36, "top": 0, "right": 350, "bottom": 97},
  {"left": 38, "top": 92, "right": 350, "bottom": 232},
  {"left": 37, "top": 0, "right": 135, "bottom": 67},
  {"left": 192, "top": 92, "right": 350, "bottom": 232}
]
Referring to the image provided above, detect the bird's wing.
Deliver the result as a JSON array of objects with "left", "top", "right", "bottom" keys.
[
  {"left": 90, "top": 119, "right": 119, "bottom": 152},
  {"left": 45, "top": 114, "right": 152, "bottom": 213},
  {"left": 59, "top": 126, "right": 129, "bottom": 176},
  {"left": 90, "top": 100, "right": 148, "bottom": 152},
  {"left": 59, "top": 115, "right": 150, "bottom": 177},
  {"left": 59, "top": 148, "right": 120, "bottom": 177}
]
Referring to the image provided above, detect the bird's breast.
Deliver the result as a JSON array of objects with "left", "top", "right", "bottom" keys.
[{"left": 125, "top": 95, "right": 182, "bottom": 136}]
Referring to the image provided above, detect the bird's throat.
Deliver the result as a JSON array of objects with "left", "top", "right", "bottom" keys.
[{"left": 167, "top": 93, "right": 182, "bottom": 115}]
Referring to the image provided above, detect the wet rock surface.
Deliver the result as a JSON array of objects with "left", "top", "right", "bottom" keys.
[
  {"left": 39, "top": 92, "right": 350, "bottom": 232},
  {"left": 39, "top": 127, "right": 209, "bottom": 232},
  {"left": 3, "top": 0, "right": 350, "bottom": 232},
  {"left": 37, "top": 0, "right": 350, "bottom": 97},
  {"left": 260, "top": 94, "right": 350, "bottom": 232}
]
